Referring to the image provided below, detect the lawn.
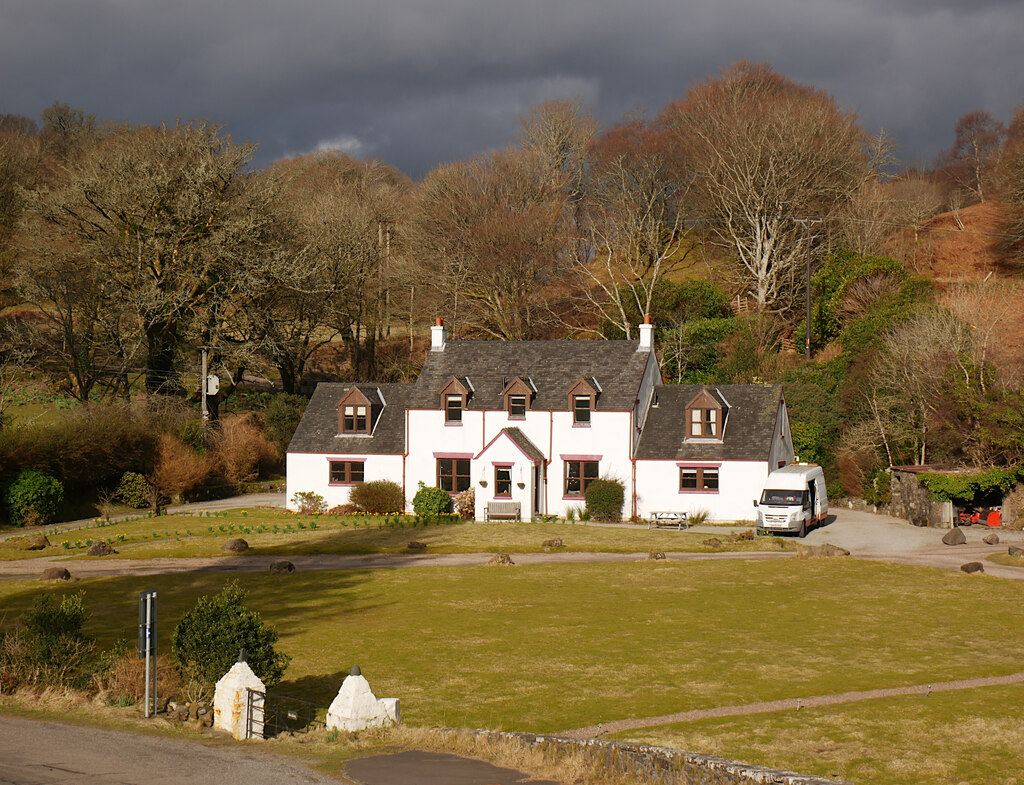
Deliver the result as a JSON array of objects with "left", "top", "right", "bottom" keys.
[
  {"left": 0, "top": 509, "right": 792, "bottom": 560},
  {"left": 612, "top": 683, "right": 1024, "bottom": 785},
  {"left": 1, "top": 558, "right": 1022, "bottom": 745},
  {"left": 987, "top": 552, "right": 1024, "bottom": 569}
]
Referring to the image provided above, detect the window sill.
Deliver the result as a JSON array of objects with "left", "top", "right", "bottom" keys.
[
  {"left": 507, "top": 415, "right": 526, "bottom": 420},
  {"left": 562, "top": 495, "right": 585, "bottom": 501},
  {"left": 444, "top": 422, "right": 463, "bottom": 427},
  {"left": 678, "top": 489, "right": 719, "bottom": 494},
  {"left": 571, "top": 423, "right": 591, "bottom": 428},
  {"left": 336, "top": 433, "right": 372, "bottom": 438},
  {"left": 328, "top": 482, "right": 360, "bottom": 487}
]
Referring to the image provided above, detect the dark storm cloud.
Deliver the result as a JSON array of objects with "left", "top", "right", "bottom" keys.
[{"left": 3, "top": 0, "right": 1022, "bottom": 176}]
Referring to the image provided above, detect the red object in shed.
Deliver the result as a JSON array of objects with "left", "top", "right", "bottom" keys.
[{"left": 987, "top": 510, "right": 1001, "bottom": 527}]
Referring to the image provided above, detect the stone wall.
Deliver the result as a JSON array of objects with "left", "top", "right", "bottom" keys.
[
  {"left": 889, "top": 470, "right": 953, "bottom": 528},
  {"left": 448, "top": 730, "right": 851, "bottom": 785}
]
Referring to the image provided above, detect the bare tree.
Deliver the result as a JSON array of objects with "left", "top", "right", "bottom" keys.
[
  {"left": 938, "top": 110, "right": 1004, "bottom": 203},
  {"left": 574, "top": 117, "right": 695, "bottom": 337},
  {"left": 409, "top": 148, "right": 569, "bottom": 339},
  {"left": 518, "top": 97, "right": 597, "bottom": 204},
  {"left": 661, "top": 62, "right": 869, "bottom": 312}
]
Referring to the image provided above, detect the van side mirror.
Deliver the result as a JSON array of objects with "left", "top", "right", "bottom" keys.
[{"left": 752, "top": 499, "right": 758, "bottom": 507}]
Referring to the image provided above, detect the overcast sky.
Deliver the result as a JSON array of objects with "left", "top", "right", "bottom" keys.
[{"left": 3, "top": 0, "right": 1022, "bottom": 177}]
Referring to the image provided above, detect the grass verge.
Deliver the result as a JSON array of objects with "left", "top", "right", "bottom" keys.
[
  {"left": 612, "top": 683, "right": 1024, "bottom": 785},
  {"left": 0, "top": 510, "right": 792, "bottom": 560}
]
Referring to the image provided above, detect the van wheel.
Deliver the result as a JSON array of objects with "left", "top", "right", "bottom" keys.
[{"left": 798, "top": 521, "right": 807, "bottom": 538}]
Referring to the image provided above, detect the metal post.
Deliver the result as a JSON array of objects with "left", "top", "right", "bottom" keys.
[
  {"left": 144, "top": 594, "right": 152, "bottom": 717},
  {"left": 200, "top": 347, "right": 209, "bottom": 424},
  {"left": 805, "top": 229, "right": 812, "bottom": 360}
]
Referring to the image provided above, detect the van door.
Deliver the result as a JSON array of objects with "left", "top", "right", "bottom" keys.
[{"left": 807, "top": 480, "right": 816, "bottom": 525}]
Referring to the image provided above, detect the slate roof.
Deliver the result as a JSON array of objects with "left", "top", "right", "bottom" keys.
[
  {"left": 411, "top": 340, "right": 650, "bottom": 411},
  {"left": 497, "top": 427, "right": 545, "bottom": 464},
  {"left": 634, "top": 384, "right": 783, "bottom": 461},
  {"left": 288, "top": 383, "right": 414, "bottom": 454}
]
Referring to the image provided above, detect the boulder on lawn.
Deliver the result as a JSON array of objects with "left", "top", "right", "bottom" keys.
[
  {"left": 737, "top": 529, "right": 755, "bottom": 541},
  {"left": 220, "top": 538, "right": 249, "bottom": 553},
  {"left": 541, "top": 538, "right": 564, "bottom": 548},
  {"left": 960, "top": 561, "right": 984, "bottom": 574},
  {"left": 41, "top": 566, "right": 71, "bottom": 581},
  {"left": 982, "top": 533, "right": 1000, "bottom": 545},
  {"left": 407, "top": 541, "right": 427, "bottom": 551},
  {"left": 647, "top": 551, "right": 666, "bottom": 560},
  {"left": 87, "top": 541, "right": 118, "bottom": 556},
  {"left": 269, "top": 560, "right": 295, "bottom": 574},
  {"left": 487, "top": 552, "right": 514, "bottom": 566},
  {"left": 1008, "top": 545, "right": 1024, "bottom": 557},
  {"left": 942, "top": 527, "right": 967, "bottom": 546},
  {"left": 702, "top": 537, "right": 723, "bottom": 549}
]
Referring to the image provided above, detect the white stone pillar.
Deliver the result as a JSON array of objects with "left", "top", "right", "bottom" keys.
[
  {"left": 326, "top": 667, "right": 400, "bottom": 732},
  {"left": 213, "top": 661, "right": 266, "bottom": 740}
]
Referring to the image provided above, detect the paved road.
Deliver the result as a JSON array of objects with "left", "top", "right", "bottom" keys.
[{"left": 0, "top": 716, "right": 340, "bottom": 785}]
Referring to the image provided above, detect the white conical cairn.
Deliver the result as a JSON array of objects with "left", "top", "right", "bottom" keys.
[
  {"left": 325, "top": 665, "right": 400, "bottom": 732},
  {"left": 213, "top": 655, "right": 266, "bottom": 740}
]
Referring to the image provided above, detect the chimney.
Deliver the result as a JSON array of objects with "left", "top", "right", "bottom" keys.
[
  {"left": 430, "top": 317, "right": 447, "bottom": 352},
  {"left": 637, "top": 314, "right": 653, "bottom": 352}
]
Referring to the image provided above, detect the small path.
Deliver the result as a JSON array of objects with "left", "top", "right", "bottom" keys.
[
  {"left": 562, "top": 670, "right": 1024, "bottom": 739},
  {"left": 0, "top": 549, "right": 794, "bottom": 580}
]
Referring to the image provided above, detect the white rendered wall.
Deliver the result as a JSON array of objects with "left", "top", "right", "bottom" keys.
[
  {"left": 473, "top": 434, "right": 538, "bottom": 520},
  {"left": 286, "top": 452, "right": 405, "bottom": 511},
  {"left": 634, "top": 460, "right": 769, "bottom": 522},
  {"left": 547, "top": 410, "right": 633, "bottom": 518}
]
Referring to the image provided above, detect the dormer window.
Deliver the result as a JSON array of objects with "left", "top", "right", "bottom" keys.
[
  {"left": 690, "top": 407, "right": 716, "bottom": 437},
  {"left": 567, "top": 377, "right": 598, "bottom": 426},
  {"left": 445, "top": 394, "right": 463, "bottom": 423},
  {"left": 508, "top": 395, "right": 527, "bottom": 418},
  {"left": 684, "top": 387, "right": 725, "bottom": 441},
  {"left": 573, "top": 396, "right": 591, "bottom": 424},
  {"left": 501, "top": 377, "right": 533, "bottom": 419},
  {"left": 337, "top": 387, "right": 373, "bottom": 435},
  {"left": 343, "top": 405, "right": 368, "bottom": 433},
  {"left": 438, "top": 376, "right": 470, "bottom": 425}
]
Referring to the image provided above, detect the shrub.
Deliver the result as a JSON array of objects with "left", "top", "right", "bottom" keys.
[
  {"left": 350, "top": 480, "right": 405, "bottom": 514},
  {"left": 327, "top": 503, "right": 360, "bottom": 516},
  {"left": 4, "top": 469, "right": 64, "bottom": 526},
  {"left": 213, "top": 414, "right": 278, "bottom": 485},
  {"left": 117, "top": 471, "right": 152, "bottom": 509},
  {"left": 291, "top": 491, "right": 327, "bottom": 515},
  {"left": 412, "top": 482, "right": 453, "bottom": 517},
  {"left": 585, "top": 478, "right": 625, "bottom": 522},
  {"left": 151, "top": 434, "right": 215, "bottom": 501},
  {"left": 688, "top": 508, "right": 711, "bottom": 525},
  {"left": 453, "top": 486, "right": 476, "bottom": 520},
  {"left": 261, "top": 394, "right": 308, "bottom": 453},
  {"left": 171, "top": 580, "right": 289, "bottom": 691},
  {"left": 93, "top": 644, "right": 182, "bottom": 705},
  {"left": 0, "top": 592, "right": 95, "bottom": 688}
]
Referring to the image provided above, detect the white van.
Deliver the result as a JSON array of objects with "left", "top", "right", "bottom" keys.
[{"left": 754, "top": 463, "right": 828, "bottom": 537}]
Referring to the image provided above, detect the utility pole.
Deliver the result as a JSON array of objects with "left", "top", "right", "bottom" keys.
[
  {"left": 200, "top": 347, "right": 209, "bottom": 438},
  {"left": 795, "top": 219, "right": 822, "bottom": 360}
]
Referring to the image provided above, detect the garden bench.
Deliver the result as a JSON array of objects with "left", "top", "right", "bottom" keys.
[
  {"left": 648, "top": 511, "right": 689, "bottom": 530},
  {"left": 484, "top": 501, "right": 521, "bottom": 521}
]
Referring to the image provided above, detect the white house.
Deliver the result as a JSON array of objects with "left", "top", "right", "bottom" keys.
[{"left": 286, "top": 319, "right": 794, "bottom": 522}]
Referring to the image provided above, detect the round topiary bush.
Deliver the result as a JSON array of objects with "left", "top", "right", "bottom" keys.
[
  {"left": 412, "top": 483, "right": 453, "bottom": 517},
  {"left": 349, "top": 480, "right": 405, "bottom": 514},
  {"left": 5, "top": 470, "right": 65, "bottom": 526},
  {"left": 171, "top": 580, "right": 289, "bottom": 690},
  {"left": 585, "top": 478, "right": 625, "bottom": 522},
  {"left": 116, "top": 471, "right": 152, "bottom": 509}
]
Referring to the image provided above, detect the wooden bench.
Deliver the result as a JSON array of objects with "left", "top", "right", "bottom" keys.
[
  {"left": 485, "top": 500, "right": 521, "bottom": 521},
  {"left": 648, "top": 511, "right": 689, "bottom": 530}
]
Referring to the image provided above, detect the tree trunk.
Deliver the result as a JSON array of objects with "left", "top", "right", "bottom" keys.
[{"left": 145, "top": 319, "right": 180, "bottom": 394}]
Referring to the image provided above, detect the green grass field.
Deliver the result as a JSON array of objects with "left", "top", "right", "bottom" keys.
[
  {"left": 614, "top": 683, "right": 1024, "bottom": 785},
  {"left": 0, "top": 509, "right": 792, "bottom": 560},
  {"left": 1, "top": 559, "right": 1022, "bottom": 755},
  {"left": 988, "top": 552, "right": 1024, "bottom": 569}
]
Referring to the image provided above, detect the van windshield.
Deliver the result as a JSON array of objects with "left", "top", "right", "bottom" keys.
[{"left": 761, "top": 489, "right": 805, "bottom": 506}]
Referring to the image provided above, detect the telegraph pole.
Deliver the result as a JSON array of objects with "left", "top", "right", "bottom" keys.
[
  {"left": 795, "top": 219, "right": 822, "bottom": 360},
  {"left": 200, "top": 347, "right": 209, "bottom": 423}
]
